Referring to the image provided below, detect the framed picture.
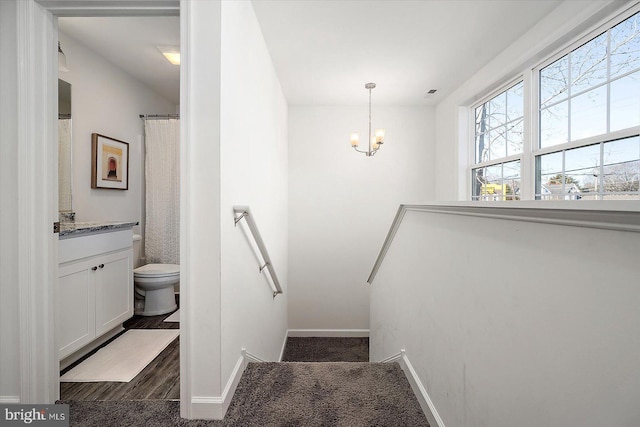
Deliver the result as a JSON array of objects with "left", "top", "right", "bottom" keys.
[{"left": 91, "top": 133, "right": 129, "bottom": 190}]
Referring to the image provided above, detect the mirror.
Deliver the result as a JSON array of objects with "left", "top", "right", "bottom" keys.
[{"left": 58, "top": 79, "right": 73, "bottom": 213}]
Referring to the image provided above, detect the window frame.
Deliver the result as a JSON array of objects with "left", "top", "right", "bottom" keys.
[{"left": 468, "top": 2, "right": 640, "bottom": 202}]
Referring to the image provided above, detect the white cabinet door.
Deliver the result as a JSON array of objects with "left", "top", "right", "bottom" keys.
[
  {"left": 57, "top": 258, "right": 97, "bottom": 359},
  {"left": 95, "top": 248, "right": 133, "bottom": 337}
]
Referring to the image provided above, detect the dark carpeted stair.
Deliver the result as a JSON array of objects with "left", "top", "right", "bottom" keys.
[
  {"left": 62, "top": 337, "right": 429, "bottom": 426},
  {"left": 63, "top": 362, "right": 429, "bottom": 426}
]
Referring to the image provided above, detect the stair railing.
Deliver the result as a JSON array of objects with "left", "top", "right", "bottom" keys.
[
  {"left": 233, "top": 206, "right": 283, "bottom": 298},
  {"left": 368, "top": 203, "right": 640, "bottom": 284}
]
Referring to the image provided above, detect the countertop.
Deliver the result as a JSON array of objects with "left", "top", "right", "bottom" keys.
[{"left": 59, "top": 221, "right": 139, "bottom": 239}]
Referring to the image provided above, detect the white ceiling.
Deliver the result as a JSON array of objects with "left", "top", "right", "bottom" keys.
[
  {"left": 59, "top": 16, "right": 180, "bottom": 105},
  {"left": 252, "top": 0, "right": 562, "bottom": 105},
  {"left": 58, "top": 1, "right": 563, "bottom": 107}
]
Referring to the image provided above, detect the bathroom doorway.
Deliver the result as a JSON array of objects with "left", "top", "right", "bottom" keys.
[{"left": 55, "top": 14, "right": 181, "bottom": 402}]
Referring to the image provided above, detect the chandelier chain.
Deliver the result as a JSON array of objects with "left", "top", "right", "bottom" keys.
[{"left": 368, "top": 87, "right": 372, "bottom": 154}]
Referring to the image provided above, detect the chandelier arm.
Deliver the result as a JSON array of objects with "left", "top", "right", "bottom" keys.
[{"left": 353, "top": 146, "right": 371, "bottom": 154}]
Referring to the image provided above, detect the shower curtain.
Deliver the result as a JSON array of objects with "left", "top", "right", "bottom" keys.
[{"left": 144, "top": 119, "right": 180, "bottom": 264}]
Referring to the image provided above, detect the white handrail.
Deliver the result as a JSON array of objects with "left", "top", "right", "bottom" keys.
[
  {"left": 233, "top": 205, "right": 283, "bottom": 298},
  {"left": 368, "top": 203, "right": 640, "bottom": 284}
]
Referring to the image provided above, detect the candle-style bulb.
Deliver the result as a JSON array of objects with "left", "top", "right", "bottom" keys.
[{"left": 350, "top": 132, "right": 360, "bottom": 147}]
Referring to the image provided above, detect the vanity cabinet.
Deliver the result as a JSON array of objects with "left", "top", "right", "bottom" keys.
[{"left": 58, "top": 229, "right": 134, "bottom": 360}]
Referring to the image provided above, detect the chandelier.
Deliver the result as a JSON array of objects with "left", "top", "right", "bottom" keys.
[{"left": 350, "top": 82, "right": 385, "bottom": 156}]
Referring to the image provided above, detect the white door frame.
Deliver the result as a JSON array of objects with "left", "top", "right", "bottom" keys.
[{"left": 22, "top": 0, "right": 192, "bottom": 416}]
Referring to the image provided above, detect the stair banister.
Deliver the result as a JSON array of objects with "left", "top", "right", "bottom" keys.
[
  {"left": 233, "top": 205, "right": 283, "bottom": 298},
  {"left": 368, "top": 203, "right": 640, "bottom": 284}
]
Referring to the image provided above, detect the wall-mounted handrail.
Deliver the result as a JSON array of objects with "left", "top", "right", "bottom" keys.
[
  {"left": 233, "top": 206, "right": 283, "bottom": 298},
  {"left": 368, "top": 202, "right": 640, "bottom": 284}
]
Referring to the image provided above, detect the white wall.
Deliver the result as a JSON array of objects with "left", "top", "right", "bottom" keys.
[
  {"left": 370, "top": 208, "right": 640, "bottom": 426},
  {"left": 434, "top": 0, "right": 624, "bottom": 201},
  {"left": 0, "top": 0, "right": 21, "bottom": 403},
  {"left": 181, "top": 0, "right": 222, "bottom": 417},
  {"left": 181, "top": 0, "right": 287, "bottom": 418},
  {"left": 288, "top": 106, "right": 434, "bottom": 330},
  {"left": 220, "top": 0, "right": 288, "bottom": 387},
  {"left": 58, "top": 30, "right": 176, "bottom": 236}
]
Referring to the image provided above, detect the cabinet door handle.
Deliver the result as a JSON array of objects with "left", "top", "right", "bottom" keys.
[
  {"left": 91, "top": 266, "right": 98, "bottom": 271},
  {"left": 98, "top": 264, "right": 105, "bottom": 269}
]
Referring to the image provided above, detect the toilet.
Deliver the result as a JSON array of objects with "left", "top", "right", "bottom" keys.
[{"left": 133, "top": 235, "right": 179, "bottom": 316}]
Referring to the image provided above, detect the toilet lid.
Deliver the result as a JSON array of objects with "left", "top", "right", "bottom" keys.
[{"left": 134, "top": 263, "right": 180, "bottom": 277}]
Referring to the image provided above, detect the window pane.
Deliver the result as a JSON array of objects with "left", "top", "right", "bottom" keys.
[
  {"left": 602, "top": 137, "right": 640, "bottom": 197},
  {"left": 507, "top": 119, "right": 523, "bottom": 156},
  {"left": 485, "top": 164, "right": 502, "bottom": 183},
  {"left": 565, "top": 144, "right": 600, "bottom": 195},
  {"left": 488, "top": 128, "right": 507, "bottom": 161},
  {"left": 565, "top": 143, "right": 600, "bottom": 172},
  {"left": 610, "top": 12, "right": 640, "bottom": 78},
  {"left": 472, "top": 166, "right": 511, "bottom": 201},
  {"left": 565, "top": 166, "right": 596, "bottom": 198},
  {"left": 610, "top": 71, "right": 640, "bottom": 132},
  {"left": 539, "top": 151, "right": 563, "bottom": 176},
  {"left": 472, "top": 168, "right": 484, "bottom": 200},
  {"left": 540, "top": 101, "right": 568, "bottom": 148},
  {"left": 541, "top": 56, "right": 569, "bottom": 107},
  {"left": 571, "top": 85, "right": 607, "bottom": 141},
  {"left": 503, "top": 161, "right": 521, "bottom": 200},
  {"left": 475, "top": 134, "right": 489, "bottom": 163},
  {"left": 475, "top": 105, "right": 487, "bottom": 135},
  {"left": 570, "top": 32, "right": 608, "bottom": 94},
  {"left": 506, "top": 82, "right": 524, "bottom": 122},
  {"left": 537, "top": 152, "right": 563, "bottom": 199},
  {"left": 488, "top": 92, "right": 506, "bottom": 129},
  {"left": 602, "top": 159, "right": 640, "bottom": 198},
  {"left": 604, "top": 136, "right": 640, "bottom": 165},
  {"left": 481, "top": 164, "right": 504, "bottom": 201}
]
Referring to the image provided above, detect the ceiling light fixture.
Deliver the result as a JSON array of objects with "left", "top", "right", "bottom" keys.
[
  {"left": 58, "top": 41, "right": 68, "bottom": 72},
  {"left": 350, "top": 83, "right": 385, "bottom": 157},
  {"left": 158, "top": 46, "right": 180, "bottom": 65}
]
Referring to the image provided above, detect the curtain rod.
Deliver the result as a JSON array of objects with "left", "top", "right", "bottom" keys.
[{"left": 139, "top": 114, "right": 180, "bottom": 120}]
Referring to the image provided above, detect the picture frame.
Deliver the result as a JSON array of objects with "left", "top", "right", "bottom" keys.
[{"left": 91, "top": 133, "right": 129, "bottom": 190}]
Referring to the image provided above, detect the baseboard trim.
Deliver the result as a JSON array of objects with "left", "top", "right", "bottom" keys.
[
  {"left": 378, "top": 352, "right": 402, "bottom": 364},
  {"left": 243, "top": 348, "right": 265, "bottom": 364},
  {"left": 190, "top": 396, "right": 224, "bottom": 419},
  {"left": 0, "top": 396, "right": 21, "bottom": 404},
  {"left": 278, "top": 332, "right": 288, "bottom": 362},
  {"left": 381, "top": 349, "right": 445, "bottom": 427},
  {"left": 190, "top": 348, "right": 257, "bottom": 420},
  {"left": 287, "top": 329, "right": 369, "bottom": 338}
]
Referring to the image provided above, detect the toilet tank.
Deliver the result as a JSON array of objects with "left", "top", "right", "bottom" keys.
[{"left": 133, "top": 234, "right": 143, "bottom": 268}]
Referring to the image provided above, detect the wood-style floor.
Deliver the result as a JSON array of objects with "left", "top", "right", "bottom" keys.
[{"left": 60, "top": 308, "right": 180, "bottom": 401}]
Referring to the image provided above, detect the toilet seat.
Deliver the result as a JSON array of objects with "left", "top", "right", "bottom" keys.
[{"left": 134, "top": 263, "right": 179, "bottom": 277}]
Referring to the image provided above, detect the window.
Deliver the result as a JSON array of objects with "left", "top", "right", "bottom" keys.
[
  {"left": 536, "top": 10, "right": 640, "bottom": 200},
  {"left": 471, "top": 81, "right": 524, "bottom": 201},
  {"left": 536, "top": 136, "right": 640, "bottom": 200},
  {"left": 470, "top": 7, "right": 640, "bottom": 201}
]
